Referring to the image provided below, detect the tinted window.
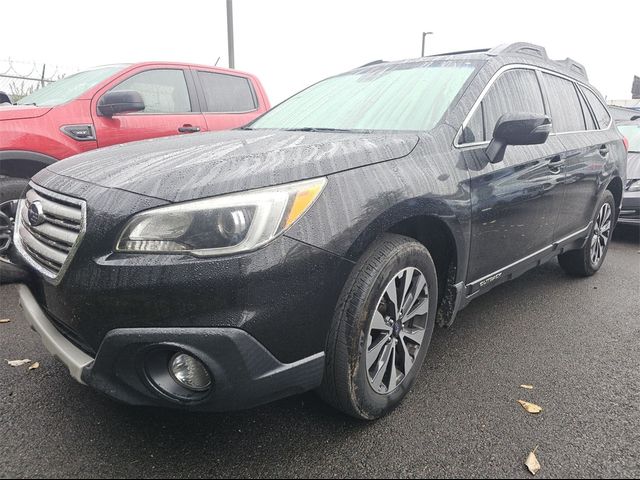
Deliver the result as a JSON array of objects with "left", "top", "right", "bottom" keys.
[
  {"left": 542, "top": 74, "right": 585, "bottom": 132},
  {"left": 112, "top": 69, "right": 191, "bottom": 114},
  {"left": 250, "top": 61, "right": 479, "bottom": 132},
  {"left": 463, "top": 69, "right": 545, "bottom": 143},
  {"left": 580, "top": 86, "right": 612, "bottom": 129},
  {"left": 198, "top": 72, "right": 256, "bottom": 112},
  {"left": 463, "top": 103, "right": 485, "bottom": 143},
  {"left": 577, "top": 90, "right": 597, "bottom": 130}
]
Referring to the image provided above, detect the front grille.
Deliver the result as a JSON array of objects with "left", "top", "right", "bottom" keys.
[{"left": 14, "top": 184, "right": 86, "bottom": 282}]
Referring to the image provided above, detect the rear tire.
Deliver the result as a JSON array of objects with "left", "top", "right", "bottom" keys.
[
  {"left": 318, "top": 234, "right": 438, "bottom": 420},
  {"left": 558, "top": 190, "right": 615, "bottom": 277}
]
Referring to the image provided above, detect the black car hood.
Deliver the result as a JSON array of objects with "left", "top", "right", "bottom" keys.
[
  {"left": 44, "top": 129, "right": 419, "bottom": 202},
  {"left": 628, "top": 152, "right": 640, "bottom": 179}
]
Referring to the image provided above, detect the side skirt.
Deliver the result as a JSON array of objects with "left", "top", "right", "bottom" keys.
[{"left": 443, "top": 224, "right": 592, "bottom": 326}]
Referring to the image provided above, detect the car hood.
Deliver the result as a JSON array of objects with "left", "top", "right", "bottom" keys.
[
  {"left": 42, "top": 129, "right": 419, "bottom": 202},
  {"left": 628, "top": 152, "right": 640, "bottom": 179},
  {"left": 0, "top": 104, "right": 52, "bottom": 121}
]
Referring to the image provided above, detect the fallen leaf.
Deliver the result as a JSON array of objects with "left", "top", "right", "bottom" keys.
[
  {"left": 520, "top": 384, "right": 534, "bottom": 390},
  {"left": 6, "top": 359, "right": 32, "bottom": 367},
  {"left": 0, "top": 319, "right": 10, "bottom": 324},
  {"left": 525, "top": 447, "right": 541, "bottom": 475},
  {"left": 28, "top": 362, "right": 40, "bottom": 371},
  {"left": 518, "top": 400, "right": 543, "bottom": 414}
]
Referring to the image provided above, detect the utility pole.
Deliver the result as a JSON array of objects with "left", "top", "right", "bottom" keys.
[
  {"left": 421, "top": 32, "right": 433, "bottom": 57},
  {"left": 227, "top": 0, "right": 235, "bottom": 69}
]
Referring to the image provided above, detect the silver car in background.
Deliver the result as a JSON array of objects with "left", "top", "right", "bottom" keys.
[{"left": 617, "top": 121, "right": 640, "bottom": 225}]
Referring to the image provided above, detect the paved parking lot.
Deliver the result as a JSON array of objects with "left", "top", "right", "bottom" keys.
[{"left": 0, "top": 227, "right": 638, "bottom": 479}]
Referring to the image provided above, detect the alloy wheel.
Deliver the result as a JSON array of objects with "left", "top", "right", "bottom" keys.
[
  {"left": 365, "top": 267, "right": 429, "bottom": 394},
  {"left": 0, "top": 199, "right": 18, "bottom": 254},
  {"left": 590, "top": 202, "right": 612, "bottom": 266}
]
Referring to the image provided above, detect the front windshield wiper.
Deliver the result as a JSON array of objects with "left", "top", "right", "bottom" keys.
[{"left": 283, "top": 127, "right": 373, "bottom": 134}]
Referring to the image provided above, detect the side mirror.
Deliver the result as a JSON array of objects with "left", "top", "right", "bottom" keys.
[
  {"left": 97, "top": 90, "right": 145, "bottom": 117},
  {"left": 486, "top": 113, "right": 552, "bottom": 164}
]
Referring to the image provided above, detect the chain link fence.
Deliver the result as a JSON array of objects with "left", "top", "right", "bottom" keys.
[{"left": 0, "top": 59, "right": 80, "bottom": 103}]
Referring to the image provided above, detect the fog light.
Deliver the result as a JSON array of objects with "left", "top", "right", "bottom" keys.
[{"left": 169, "top": 353, "right": 212, "bottom": 391}]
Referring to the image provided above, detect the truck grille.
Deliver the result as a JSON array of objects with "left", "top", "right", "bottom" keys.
[{"left": 14, "top": 185, "right": 86, "bottom": 282}]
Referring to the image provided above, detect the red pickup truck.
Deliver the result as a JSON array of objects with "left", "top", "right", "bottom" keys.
[{"left": 0, "top": 61, "right": 270, "bottom": 209}]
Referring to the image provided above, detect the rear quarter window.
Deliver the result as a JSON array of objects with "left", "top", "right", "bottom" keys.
[
  {"left": 197, "top": 71, "right": 257, "bottom": 113},
  {"left": 580, "top": 86, "right": 612, "bottom": 129}
]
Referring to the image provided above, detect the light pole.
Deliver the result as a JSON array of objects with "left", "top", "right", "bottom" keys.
[
  {"left": 227, "top": 0, "right": 235, "bottom": 69},
  {"left": 421, "top": 32, "right": 433, "bottom": 57}
]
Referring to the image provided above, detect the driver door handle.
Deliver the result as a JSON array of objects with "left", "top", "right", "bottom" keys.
[{"left": 548, "top": 155, "right": 564, "bottom": 173}]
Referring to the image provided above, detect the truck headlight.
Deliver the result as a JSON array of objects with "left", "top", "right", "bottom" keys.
[{"left": 116, "top": 177, "right": 326, "bottom": 256}]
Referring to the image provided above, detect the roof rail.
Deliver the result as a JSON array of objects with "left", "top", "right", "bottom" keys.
[
  {"left": 488, "top": 42, "right": 588, "bottom": 81},
  {"left": 488, "top": 42, "right": 548, "bottom": 59},
  {"left": 429, "top": 48, "right": 491, "bottom": 57},
  {"left": 555, "top": 58, "right": 588, "bottom": 81},
  {"left": 359, "top": 60, "right": 385, "bottom": 68}
]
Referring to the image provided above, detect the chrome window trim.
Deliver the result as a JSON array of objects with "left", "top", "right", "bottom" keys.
[
  {"left": 454, "top": 64, "right": 613, "bottom": 150},
  {"left": 13, "top": 183, "right": 87, "bottom": 286}
]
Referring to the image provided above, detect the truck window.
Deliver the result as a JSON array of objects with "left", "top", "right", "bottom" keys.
[
  {"left": 112, "top": 69, "right": 192, "bottom": 114},
  {"left": 198, "top": 71, "right": 257, "bottom": 113}
]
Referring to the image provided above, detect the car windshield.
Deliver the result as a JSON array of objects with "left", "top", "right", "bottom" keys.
[
  {"left": 618, "top": 124, "right": 640, "bottom": 152},
  {"left": 16, "top": 64, "right": 129, "bottom": 107},
  {"left": 249, "top": 60, "right": 480, "bottom": 132}
]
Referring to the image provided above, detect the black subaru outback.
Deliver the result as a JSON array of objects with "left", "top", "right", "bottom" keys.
[{"left": 12, "top": 43, "right": 626, "bottom": 419}]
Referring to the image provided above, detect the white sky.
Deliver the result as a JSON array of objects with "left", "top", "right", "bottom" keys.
[{"left": 2, "top": 0, "right": 638, "bottom": 105}]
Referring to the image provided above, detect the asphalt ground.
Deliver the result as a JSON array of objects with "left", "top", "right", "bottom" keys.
[{"left": 1, "top": 226, "right": 638, "bottom": 479}]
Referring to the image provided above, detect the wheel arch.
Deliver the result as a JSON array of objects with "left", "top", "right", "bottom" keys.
[
  {"left": 605, "top": 175, "right": 623, "bottom": 221},
  {"left": 344, "top": 203, "right": 468, "bottom": 328},
  {"left": 0, "top": 151, "right": 58, "bottom": 179}
]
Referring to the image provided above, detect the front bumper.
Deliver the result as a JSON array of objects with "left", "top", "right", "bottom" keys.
[
  {"left": 18, "top": 284, "right": 92, "bottom": 383},
  {"left": 18, "top": 284, "right": 325, "bottom": 410}
]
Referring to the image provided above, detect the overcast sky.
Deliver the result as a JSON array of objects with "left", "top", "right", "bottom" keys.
[{"left": 2, "top": 0, "right": 637, "bottom": 104}]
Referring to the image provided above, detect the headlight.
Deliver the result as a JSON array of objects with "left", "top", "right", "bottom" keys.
[
  {"left": 116, "top": 177, "right": 327, "bottom": 256},
  {"left": 627, "top": 179, "right": 640, "bottom": 192}
]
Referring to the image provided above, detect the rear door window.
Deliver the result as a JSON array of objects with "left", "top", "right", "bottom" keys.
[
  {"left": 197, "top": 71, "right": 257, "bottom": 113},
  {"left": 462, "top": 68, "right": 545, "bottom": 143},
  {"left": 580, "top": 86, "right": 612, "bottom": 129},
  {"left": 542, "top": 74, "right": 585, "bottom": 132},
  {"left": 112, "top": 69, "right": 192, "bottom": 114}
]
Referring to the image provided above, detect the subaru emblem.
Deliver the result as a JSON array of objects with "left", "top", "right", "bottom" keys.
[{"left": 28, "top": 201, "right": 45, "bottom": 226}]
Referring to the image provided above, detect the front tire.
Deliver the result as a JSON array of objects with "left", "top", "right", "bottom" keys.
[
  {"left": 0, "top": 176, "right": 29, "bottom": 284},
  {"left": 319, "top": 234, "right": 438, "bottom": 420},
  {"left": 558, "top": 190, "right": 615, "bottom": 277}
]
